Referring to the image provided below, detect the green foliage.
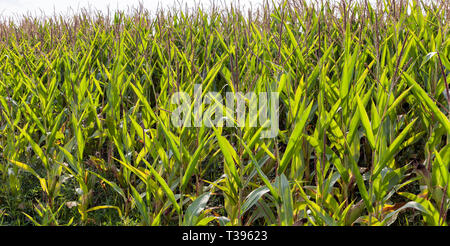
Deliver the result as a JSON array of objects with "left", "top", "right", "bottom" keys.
[{"left": 0, "top": 0, "right": 449, "bottom": 226}]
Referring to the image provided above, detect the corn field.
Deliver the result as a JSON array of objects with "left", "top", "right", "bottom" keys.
[{"left": 0, "top": 0, "right": 449, "bottom": 226}]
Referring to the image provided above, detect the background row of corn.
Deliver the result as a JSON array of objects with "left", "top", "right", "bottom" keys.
[{"left": 0, "top": 0, "right": 449, "bottom": 225}]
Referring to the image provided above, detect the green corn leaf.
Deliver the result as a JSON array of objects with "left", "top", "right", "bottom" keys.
[
  {"left": 279, "top": 100, "right": 314, "bottom": 174},
  {"left": 402, "top": 72, "right": 450, "bottom": 133},
  {"left": 182, "top": 192, "right": 211, "bottom": 226},
  {"left": 356, "top": 94, "right": 375, "bottom": 149}
]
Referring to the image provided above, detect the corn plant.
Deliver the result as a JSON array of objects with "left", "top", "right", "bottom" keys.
[{"left": 0, "top": 0, "right": 449, "bottom": 226}]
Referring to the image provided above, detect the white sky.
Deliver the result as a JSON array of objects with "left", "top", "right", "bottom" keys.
[{"left": 0, "top": 0, "right": 270, "bottom": 18}]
